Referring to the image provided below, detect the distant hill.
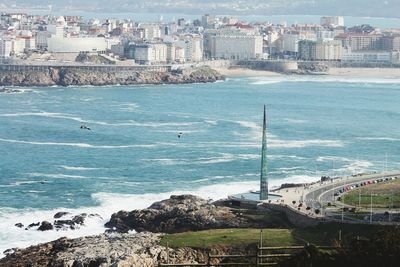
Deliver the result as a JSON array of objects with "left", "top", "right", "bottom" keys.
[{"left": 3, "top": 0, "right": 400, "bottom": 18}]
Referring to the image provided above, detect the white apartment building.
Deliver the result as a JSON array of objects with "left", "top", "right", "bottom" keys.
[
  {"left": 283, "top": 32, "right": 317, "bottom": 54},
  {"left": 342, "top": 48, "right": 392, "bottom": 62},
  {"left": 178, "top": 35, "right": 203, "bottom": 62},
  {"left": 315, "top": 40, "right": 342, "bottom": 60},
  {"left": 47, "top": 36, "right": 107, "bottom": 53},
  {"left": 321, "top": 16, "right": 344, "bottom": 27},
  {"left": 35, "top": 31, "right": 49, "bottom": 49},
  {"left": 166, "top": 43, "right": 176, "bottom": 62},
  {"left": 0, "top": 39, "right": 12, "bottom": 58},
  {"left": 134, "top": 43, "right": 167, "bottom": 64},
  {"left": 206, "top": 28, "right": 263, "bottom": 60},
  {"left": 12, "top": 38, "right": 26, "bottom": 54},
  {"left": 135, "top": 44, "right": 153, "bottom": 64},
  {"left": 152, "top": 43, "right": 167, "bottom": 63},
  {"left": 138, "top": 24, "right": 162, "bottom": 40}
]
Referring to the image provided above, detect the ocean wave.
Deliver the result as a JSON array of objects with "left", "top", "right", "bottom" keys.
[
  {"left": 0, "top": 138, "right": 156, "bottom": 149},
  {"left": 0, "top": 112, "right": 199, "bottom": 128},
  {"left": 27, "top": 173, "right": 89, "bottom": 179},
  {"left": 249, "top": 76, "right": 400, "bottom": 85},
  {"left": 282, "top": 118, "right": 307, "bottom": 124},
  {"left": 269, "top": 139, "right": 344, "bottom": 148},
  {"left": 59, "top": 166, "right": 105, "bottom": 171},
  {"left": 316, "top": 156, "right": 352, "bottom": 162},
  {"left": 14, "top": 180, "right": 46, "bottom": 186},
  {"left": 116, "top": 103, "right": 140, "bottom": 112},
  {"left": 154, "top": 139, "right": 343, "bottom": 149},
  {"left": 250, "top": 80, "right": 282, "bottom": 85},
  {"left": 356, "top": 137, "right": 400, "bottom": 142},
  {"left": 143, "top": 153, "right": 260, "bottom": 166}
]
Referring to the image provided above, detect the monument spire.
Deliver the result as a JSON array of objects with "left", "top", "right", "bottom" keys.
[{"left": 260, "top": 105, "right": 268, "bottom": 200}]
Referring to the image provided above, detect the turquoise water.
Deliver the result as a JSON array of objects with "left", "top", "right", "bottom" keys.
[
  {"left": 25, "top": 10, "right": 400, "bottom": 29},
  {"left": 1, "top": 75, "right": 400, "bottom": 252}
]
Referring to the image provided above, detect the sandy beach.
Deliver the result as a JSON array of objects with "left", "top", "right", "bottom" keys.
[
  {"left": 328, "top": 67, "right": 400, "bottom": 78},
  {"left": 217, "top": 67, "right": 400, "bottom": 78}
]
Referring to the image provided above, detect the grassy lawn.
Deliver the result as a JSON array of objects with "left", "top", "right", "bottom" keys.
[
  {"left": 342, "top": 179, "right": 400, "bottom": 208},
  {"left": 161, "top": 223, "right": 394, "bottom": 249},
  {"left": 160, "top": 228, "right": 299, "bottom": 248}
]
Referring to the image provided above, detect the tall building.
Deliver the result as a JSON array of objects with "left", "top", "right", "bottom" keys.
[
  {"left": 316, "top": 40, "right": 342, "bottom": 60},
  {"left": 201, "top": 14, "right": 215, "bottom": 29},
  {"left": 0, "top": 39, "right": 12, "bottom": 58},
  {"left": 47, "top": 36, "right": 107, "bottom": 53},
  {"left": 321, "top": 16, "right": 344, "bottom": 27},
  {"left": 204, "top": 26, "right": 263, "bottom": 60},
  {"left": 299, "top": 40, "right": 342, "bottom": 60},
  {"left": 298, "top": 40, "right": 316, "bottom": 60},
  {"left": 260, "top": 105, "right": 268, "bottom": 200},
  {"left": 335, "top": 33, "right": 384, "bottom": 51}
]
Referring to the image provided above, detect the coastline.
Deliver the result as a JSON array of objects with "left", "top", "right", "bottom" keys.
[{"left": 217, "top": 67, "right": 400, "bottom": 78}]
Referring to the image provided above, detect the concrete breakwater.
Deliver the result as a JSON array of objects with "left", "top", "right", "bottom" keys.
[
  {"left": 0, "top": 65, "right": 225, "bottom": 87},
  {"left": 235, "top": 60, "right": 299, "bottom": 73}
]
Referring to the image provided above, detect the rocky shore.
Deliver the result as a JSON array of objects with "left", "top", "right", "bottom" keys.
[
  {"left": 105, "top": 195, "right": 271, "bottom": 233},
  {"left": 2, "top": 195, "right": 280, "bottom": 266},
  {"left": 0, "top": 66, "right": 225, "bottom": 87}
]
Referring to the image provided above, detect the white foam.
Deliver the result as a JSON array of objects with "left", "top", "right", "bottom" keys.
[
  {"left": 0, "top": 180, "right": 259, "bottom": 256},
  {"left": 116, "top": 103, "right": 140, "bottom": 112},
  {"left": 282, "top": 118, "right": 307, "bottom": 124},
  {"left": 0, "top": 138, "right": 156, "bottom": 149},
  {"left": 250, "top": 80, "right": 282, "bottom": 85},
  {"left": 143, "top": 153, "right": 260, "bottom": 166},
  {"left": 356, "top": 137, "right": 400, "bottom": 142},
  {"left": 27, "top": 173, "right": 89, "bottom": 180},
  {"left": 249, "top": 76, "right": 400, "bottom": 85},
  {"left": 59, "top": 166, "right": 104, "bottom": 171},
  {"left": 269, "top": 139, "right": 344, "bottom": 148},
  {"left": 0, "top": 112, "right": 199, "bottom": 128}
]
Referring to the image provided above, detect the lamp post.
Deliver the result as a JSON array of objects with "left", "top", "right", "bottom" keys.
[{"left": 370, "top": 193, "right": 373, "bottom": 223}]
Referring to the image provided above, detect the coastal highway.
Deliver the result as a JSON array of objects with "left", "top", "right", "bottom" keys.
[{"left": 304, "top": 171, "right": 400, "bottom": 210}]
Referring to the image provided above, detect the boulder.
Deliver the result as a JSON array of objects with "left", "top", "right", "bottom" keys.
[
  {"left": 14, "top": 223, "right": 24, "bottom": 228},
  {"left": 53, "top": 212, "right": 70, "bottom": 219},
  {"left": 38, "top": 221, "right": 54, "bottom": 231}
]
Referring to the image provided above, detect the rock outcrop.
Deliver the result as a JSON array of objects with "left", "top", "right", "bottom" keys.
[
  {"left": 0, "top": 231, "right": 254, "bottom": 267},
  {"left": 105, "top": 195, "right": 269, "bottom": 233},
  {"left": 297, "top": 62, "right": 329, "bottom": 74},
  {"left": 0, "top": 66, "right": 225, "bottom": 87},
  {"left": 20, "top": 212, "right": 103, "bottom": 231},
  {"left": 0, "top": 232, "right": 163, "bottom": 267}
]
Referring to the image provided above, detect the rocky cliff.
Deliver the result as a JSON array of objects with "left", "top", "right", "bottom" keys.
[
  {"left": 0, "top": 66, "right": 225, "bottom": 87},
  {"left": 0, "top": 231, "right": 256, "bottom": 267},
  {"left": 105, "top": 195, "right": 271, "bottom": 233}
]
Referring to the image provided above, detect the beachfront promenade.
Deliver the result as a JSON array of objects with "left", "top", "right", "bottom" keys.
[{"left": 267, "top": 171, "right": 400, "bottom": 225}]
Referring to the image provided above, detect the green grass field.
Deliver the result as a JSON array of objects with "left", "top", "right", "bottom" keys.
[
  {"left": 160, "top": 228, "right": 298, "bottom": 248},
  {"left": 342, "top": 179, "right": 400, "bottom": 208},
  {"left": 160, "top": 223, "right": 390, "bottom": 249}
]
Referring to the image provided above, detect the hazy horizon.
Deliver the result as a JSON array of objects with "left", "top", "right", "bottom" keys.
[{"left": 1, "top": 0, "right": 400, "bottom": 18}]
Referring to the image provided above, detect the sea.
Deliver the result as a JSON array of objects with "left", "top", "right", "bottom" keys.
[{"left": 1, "top": 75, "right": 400, "bottom": 254}]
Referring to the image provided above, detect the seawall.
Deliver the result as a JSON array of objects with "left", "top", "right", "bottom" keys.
[{"left": 235, "top": 60, "right": 299, "bottom": 73}]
